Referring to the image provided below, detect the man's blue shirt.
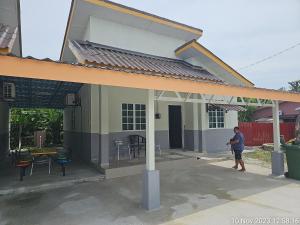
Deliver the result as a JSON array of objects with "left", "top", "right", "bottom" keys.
[{"left": 232, "top": 132, "right": 245, "bottom": 152}]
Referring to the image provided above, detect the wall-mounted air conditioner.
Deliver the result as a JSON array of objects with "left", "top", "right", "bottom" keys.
[
  {"left": 65, "top": 93, "right": 80, "bottom": 106},
  {"left": 3, "top": 82, "right": 16, "bottom": 101}
]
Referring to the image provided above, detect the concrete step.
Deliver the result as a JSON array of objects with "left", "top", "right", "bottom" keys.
[{"left": 102, "top": 158, "right": 196, "bottom": 179}]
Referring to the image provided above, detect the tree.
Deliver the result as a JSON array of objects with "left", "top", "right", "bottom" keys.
[
  {"left": 10, "top": 108, "right": 63, "bottom": 149},
  {"left": 10, "top": 109, "right": 35, "bottom": 150},
  {"left": 288, "top": 80, "right": 300, "bottom": 92},
  {"left": 238, "top": 106, "right": 257, "bottom": 122}
]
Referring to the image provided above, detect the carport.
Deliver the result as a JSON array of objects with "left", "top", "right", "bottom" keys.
[
  {"left": 0, "top": 74, "right": 82, "bottom": 159},
  {"left": 1, "top": 55, "right": 300, "bottom": 210}
]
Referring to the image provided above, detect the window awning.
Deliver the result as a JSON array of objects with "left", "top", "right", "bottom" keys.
[
  {"left": 208, "top": 104, "right": 246, "bottom": 112},
  {"left": 1, "top": 55, "right": 300, "bottom": 103}
]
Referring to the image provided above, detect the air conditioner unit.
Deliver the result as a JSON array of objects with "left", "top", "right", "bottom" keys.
[
  {"left": 65, "top": 93, "right": 80, "bottom": 106},
  {"left": 3, "top": 82, "right": 16, "bottom": 101}
]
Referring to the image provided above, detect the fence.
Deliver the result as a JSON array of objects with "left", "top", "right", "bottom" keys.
[{"left": 239, "top": 122, "right": 295, "bottom": 146}]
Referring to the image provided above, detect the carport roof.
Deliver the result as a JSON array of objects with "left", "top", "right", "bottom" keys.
[
  {"left": 0, "top": 54, "right": 300, "bottom": 103},
  {"left": 0, "top": 76, "right": 81, "bottom": 109}
]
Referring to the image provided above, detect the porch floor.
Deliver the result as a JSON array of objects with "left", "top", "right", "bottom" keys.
[{"left": 109, "top": 149, "right": 194, "bottom": 169}]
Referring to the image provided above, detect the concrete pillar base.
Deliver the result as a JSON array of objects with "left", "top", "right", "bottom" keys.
[
  {"left": 272, "top": 151, "right": 284, "bottom": 176},
  {"left": 142, "top": 170, "right": 160, "bottom": 210}
]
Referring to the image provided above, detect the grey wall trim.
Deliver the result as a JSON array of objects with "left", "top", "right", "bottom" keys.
[
  {"left": 184, "top": 130, "right": 201, "bottom": 151},
  {"left": 90, "top": 133, "right": 100, "bottom": 165},
  {"left": 64, "top": 131, "right": 92, "bottom": 164},
  {"left": 109, "top": 131, "right": 145, "bottom": 160},
  {"left": 202, "top": 129, "right": 233, "bottom": 153},
  {"left": 64, "top": 128, "right": 235, "bottom": 167},
  {"left": 155, "top": 130, "right": 169, "bottom": 150},
  {"left": 100, "top": 134, "right": 110, "bottom": 167},
  {"left": 0, "top": 133, "right": 9, "bottom": 162}
]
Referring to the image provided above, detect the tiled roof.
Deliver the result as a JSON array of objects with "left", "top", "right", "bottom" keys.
[
  {"left": 0, "top": 23, "right": 18, "bottom": 53},
  {"left": 68, "top": 40, "right": 224, "bottom": 83}
]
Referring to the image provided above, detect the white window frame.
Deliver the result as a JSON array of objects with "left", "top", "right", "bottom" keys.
[
  {"left": 208, "top": 107, "right": 225, "bottom": 129},
  {"left": 134, "top": 104, "right": 146, "bottom": 131},
  {"left": 121, "top": 103, "right": 146, "bottom": 131}
]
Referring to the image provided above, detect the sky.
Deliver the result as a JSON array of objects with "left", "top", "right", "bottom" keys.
[{"left": 20, "top": 0, "right": 300, "bottom": 89}]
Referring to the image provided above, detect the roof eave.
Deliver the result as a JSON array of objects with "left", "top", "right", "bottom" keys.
[
  {"left": 60, "top": 0, "right": 75, "bottom": 61},
  {"left": 17, "top": 0, "right": 22, "bottom": 57},
  {"left": 175, "top": 40, "right": 255, "bottom": 87},
  {"left": 85, "top": 0, "right": 203, "bottom": 36}
]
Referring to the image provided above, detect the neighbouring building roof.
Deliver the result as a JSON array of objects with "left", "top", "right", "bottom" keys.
[
  {"left": 253, "top": 101, "right": 300, "bottom": 121},
  {"left": 0, "top": 23, "right": 18, "bottom": 54},
  {"left": 69, "top": 40, "right": 224, "bottom": 83}
]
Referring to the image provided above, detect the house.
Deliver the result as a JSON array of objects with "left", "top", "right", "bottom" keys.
[
  {"left": 60, "top": 0, "right": 254, "bottom": 167},
  {"left": 253, "top": 102, "right": 300, "bottom": 123},
  {"left": 1, "top": 0, "right": 300, "bottom": 210}
]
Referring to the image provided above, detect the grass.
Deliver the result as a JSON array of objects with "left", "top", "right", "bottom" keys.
[{"left": 244, "top": 149, "right": 272, "bottom": 164}]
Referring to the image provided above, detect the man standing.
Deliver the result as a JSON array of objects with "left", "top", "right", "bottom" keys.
[{"left": 228, "top": 127, "right": 246, "bottom": 172}]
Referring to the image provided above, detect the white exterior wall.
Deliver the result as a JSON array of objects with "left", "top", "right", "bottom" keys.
[
  {"left": 64, "top": 84, "right": 239, "bottom": 163},
  {"left": 86, "top": 16, "right": 186, "bottom": 58}
]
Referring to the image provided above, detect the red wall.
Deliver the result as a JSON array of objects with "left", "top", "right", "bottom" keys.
[{"left": 239, "top": 122, "right": 295, "bottom": 146}]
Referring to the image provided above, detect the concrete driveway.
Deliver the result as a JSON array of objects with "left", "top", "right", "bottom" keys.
[{"left": 0, "top": 158, "right": 300, "bottom": 225}]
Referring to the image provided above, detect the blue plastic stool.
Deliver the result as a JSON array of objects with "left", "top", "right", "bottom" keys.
[{"left": 57, "top": 159, "right": 71, "bottom": 176}]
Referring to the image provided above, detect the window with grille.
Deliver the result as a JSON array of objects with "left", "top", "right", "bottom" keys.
[
  {"left": 135, "top": 104, "right": 146, "bottom": 130},
  {"left": 122, "top": 103, "right": 146, "bottom": 131},
  {"left": 208, "top": 108, "right": 225, "bottom": 128}
]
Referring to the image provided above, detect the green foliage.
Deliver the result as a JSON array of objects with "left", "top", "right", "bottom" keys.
[
  {"left": 238, "top": 106, "right": 257, "bottom": 122},
  {"left": 288, "top": 80, "right": 300, "bottom": 92},
  {"left": 10, "top": 108, "right": 63, "bottom": 149}
]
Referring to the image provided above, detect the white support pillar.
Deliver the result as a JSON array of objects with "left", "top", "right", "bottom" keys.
[
  {"left": 272, "top": 101, "right": 281, "bottom": 152},
  {"left": 199, "top": 103, "right": 207, "bottom": 153},
  {"left": 142, "top": 89, "right": 160, "bottom": 210},
  {"left": 90, "top": 85, "right": 101, "bottom": 165},
  {"left": 146, "top": 89, "right": 155, "bottom": 171},
  {"left": 192, "top": 98, "right": 200, "bottom": 152},
  {"left": 100, "top": 85, "right": 110, "bottom": 168},
  {"left": 271, "top": 100, "right": 284, "bottom": 176}
]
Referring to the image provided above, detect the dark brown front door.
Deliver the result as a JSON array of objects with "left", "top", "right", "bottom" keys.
[{"left": 168, "top": 105, "right": 182, "bottom": 149}]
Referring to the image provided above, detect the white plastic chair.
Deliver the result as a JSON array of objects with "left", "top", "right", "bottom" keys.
[{"left": 114, "top": 139, "right": 131, "bottom": 161}]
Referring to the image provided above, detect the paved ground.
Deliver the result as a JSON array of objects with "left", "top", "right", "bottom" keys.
[
  {"left": 1, "top": 157, "right": 300, "bottom": 225},
  {"left": 0, "top": 161, "right": 104, "bottom": 195}
]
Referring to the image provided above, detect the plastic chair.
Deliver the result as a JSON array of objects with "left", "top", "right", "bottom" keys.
[
  {"left": 56, "top": 148, "right": 71, "bottom": 176},
  {"left": 16, "top": 161, "right": 31, "bottom": 181},
  {"left": 114, "top": 139, "right": 131, "bottom": 160},
  {"left": 30, "top": 155, "right": 51, "bottom": 176},
  {"left": 129, "top": 135, "right": 146, "bottom": 158}
]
